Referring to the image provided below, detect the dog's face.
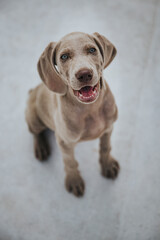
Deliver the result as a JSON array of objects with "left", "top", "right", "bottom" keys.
[
  {"left": 56, "top": 32, "right": 103, "bottom": 103},
  {"left": 37, "top": 32, "right": 117, "bottom": 104}
]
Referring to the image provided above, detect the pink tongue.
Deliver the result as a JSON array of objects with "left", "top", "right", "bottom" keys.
[{"left": 80, "top": 86, "right": 93, "bottom": 97}]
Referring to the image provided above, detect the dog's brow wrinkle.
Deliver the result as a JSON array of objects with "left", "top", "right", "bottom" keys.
[
  {"left": 84, "top": 44, "right": 96, "bottom": 49},
  {"left": 60, "top": 48, "right": 73, "bottom": 55}
]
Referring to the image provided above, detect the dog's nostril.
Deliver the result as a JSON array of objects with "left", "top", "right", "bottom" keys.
[{"left": 76, "top": 69, "right": 93, "bottom": 82}]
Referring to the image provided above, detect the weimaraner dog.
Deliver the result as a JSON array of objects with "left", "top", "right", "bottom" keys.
[{"left": 25, "top": 32, "right": 120, "bottom": 197}]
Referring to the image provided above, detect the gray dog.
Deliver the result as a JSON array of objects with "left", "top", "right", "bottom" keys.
[{"left": 25, "top": 32, "right": 120, "bottom": 197}]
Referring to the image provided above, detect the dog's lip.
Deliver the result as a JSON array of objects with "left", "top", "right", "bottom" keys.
[{"left": 73, "top": 82, "right": 100, "bottom": 103}]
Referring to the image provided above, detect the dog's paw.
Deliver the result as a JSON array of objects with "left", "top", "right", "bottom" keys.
[
  {"left": 100, "top": 157, "right": 120, "bottom": 179},
  {"left": 65, "top": 173, "right": 85, "bottom": 197},
  {"left": 34, "top": 133, "right": 50, "bottom": 161}
]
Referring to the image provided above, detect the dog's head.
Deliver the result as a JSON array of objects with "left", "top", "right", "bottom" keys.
[{"left": 37, "top": 32, "right": 116, "bottom": 104}]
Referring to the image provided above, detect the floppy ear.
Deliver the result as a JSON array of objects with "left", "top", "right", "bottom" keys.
[
  {"left": 93, "top": 32, "right": 117, "bottom": 69},
  {"left": 37, "top": 42, "right": 67, "bottom": 94}
]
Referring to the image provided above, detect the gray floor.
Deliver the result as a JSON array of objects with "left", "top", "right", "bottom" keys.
[{"left": 0, "top": 0, "right": 160, "bottom": 239}]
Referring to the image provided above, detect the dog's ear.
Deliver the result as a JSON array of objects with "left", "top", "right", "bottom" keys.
[
  {"left": 93, "top": 32, "right": 117, "bottom": 69},
  {"left": 37, "top": 42, "right": 67, "bottom": 94}
]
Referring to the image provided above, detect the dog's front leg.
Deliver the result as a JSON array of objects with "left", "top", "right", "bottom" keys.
[
  {"left": 57, "top": 136, "right": 85, "bottom": 197},
  {"left": 99, "top": 130, "right": 120, "bottom": 179}
]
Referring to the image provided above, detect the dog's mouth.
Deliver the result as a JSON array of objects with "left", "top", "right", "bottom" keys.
[{"left": 73, "top": 82, "right": 99, "bottom": 103}]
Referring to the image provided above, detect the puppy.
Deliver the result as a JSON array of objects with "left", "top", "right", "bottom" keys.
[{"left": 25, "top": 32, "right": 120, "bottom": 197}]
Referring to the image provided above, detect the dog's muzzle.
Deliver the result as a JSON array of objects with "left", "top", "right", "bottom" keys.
[{"left": 73, "top": 82, "right": 100, "bottom": 103}]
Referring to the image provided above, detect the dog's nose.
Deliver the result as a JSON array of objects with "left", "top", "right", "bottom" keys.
[{"left": 76, "top": 69, "right": 93, "bottom": 82}]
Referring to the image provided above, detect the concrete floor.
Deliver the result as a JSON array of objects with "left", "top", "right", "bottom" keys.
[{"left": 0, "top": 0, "right": 160, "bottom": 239}]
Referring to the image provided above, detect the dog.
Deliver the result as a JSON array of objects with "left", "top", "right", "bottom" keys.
[{"left": 25, "top": 32, "right": 120, "bottom": 197}]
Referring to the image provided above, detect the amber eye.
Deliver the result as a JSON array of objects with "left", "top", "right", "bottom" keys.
[
  {"left": 89, "top": 48, "right": 96, "bottom": 53},
  {"left": 61, "top": 54, "right": 69, "bottom": 60}
]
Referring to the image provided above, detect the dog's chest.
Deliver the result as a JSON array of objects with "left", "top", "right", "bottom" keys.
[
  {"left": 59, "top": 90, "right": 117, "bottom": 142},
  {"left": 80, "top": 113, "right": 107, "bottom": 140},
  {"left": 61, "top": 109, "right": 108, "bottom": 142},
  {"left": 65, "top": 107, "right": 114, "bottom": 142},
  {"left": 80, "top": 100, "right": 117, "bottom": 141}
]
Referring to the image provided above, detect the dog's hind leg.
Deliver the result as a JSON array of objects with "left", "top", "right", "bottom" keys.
[
  {"left": 25, "top": 87, "right": 50, "bottom": 161},
  {"left": 33, "top": 131, "right": 50, "bottom": 161}
]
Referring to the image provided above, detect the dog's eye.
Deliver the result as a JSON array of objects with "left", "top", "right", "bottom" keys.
[
  {"left": 61, "top": 54, "right": 69, "bottom": 60},
  {"left": 89, "top": 48, "right": 96, "bottom": 53}
]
